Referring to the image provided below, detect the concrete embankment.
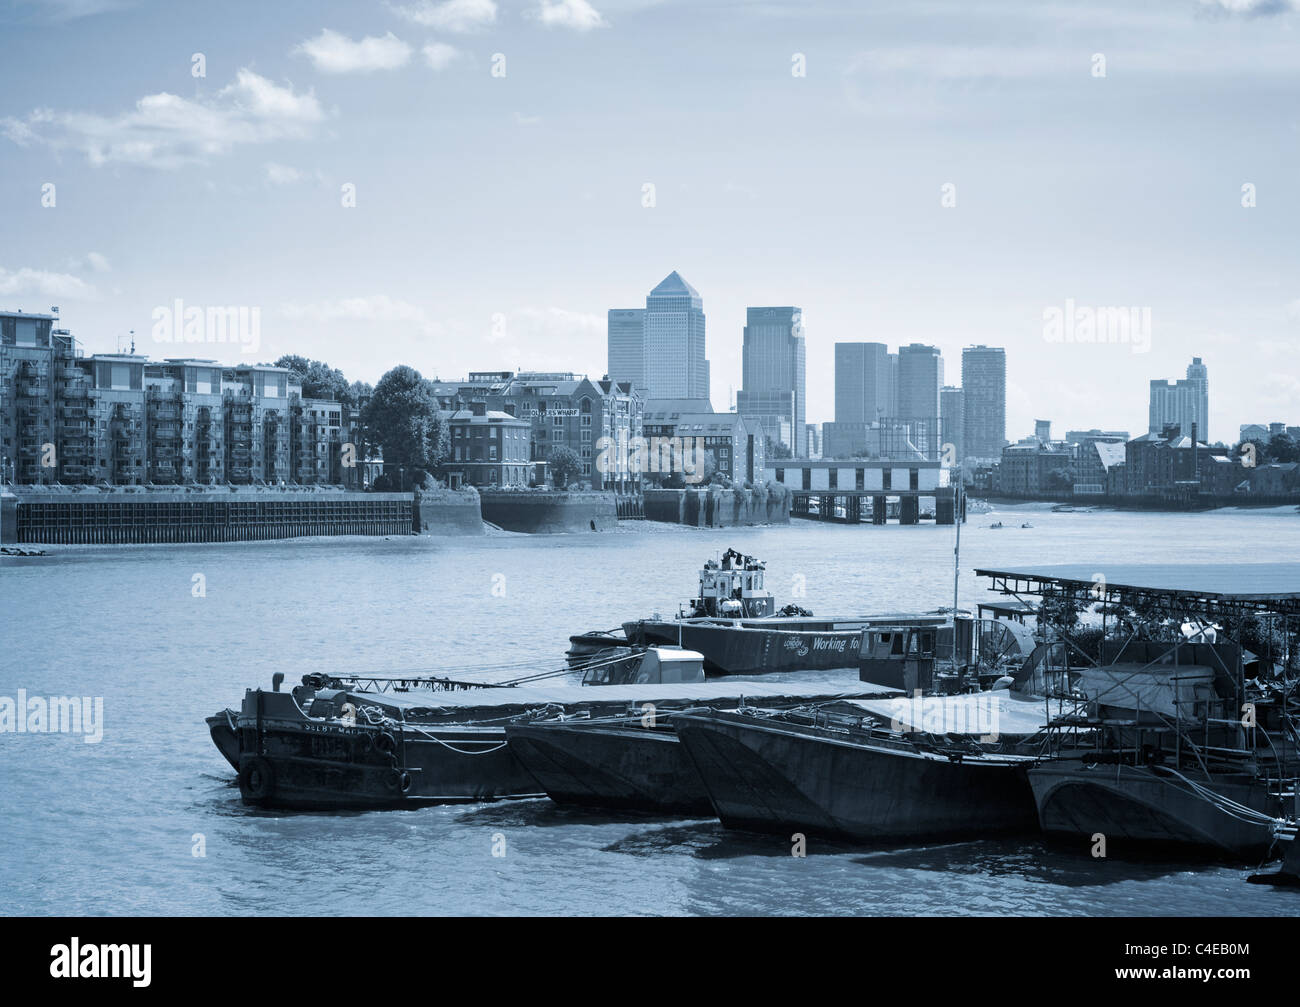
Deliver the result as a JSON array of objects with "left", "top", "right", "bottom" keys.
[
  {"left": 416, "top": 489, "right": 485, "bottom": 536},
  {"left": 644, "top": 484, "right": 792, "bottom": 528},
  {"left": 478, "top": 489, "right": 619, "bottom": 533}
]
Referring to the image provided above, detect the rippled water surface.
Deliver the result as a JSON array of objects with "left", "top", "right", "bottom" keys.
[{"left": 3, "top": 504, "right": 1298, "bottom": 915}]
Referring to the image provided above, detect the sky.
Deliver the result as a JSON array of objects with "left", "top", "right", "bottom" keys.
[{"left": 1, "top": 0, "right": 1298, "bottom": 443}]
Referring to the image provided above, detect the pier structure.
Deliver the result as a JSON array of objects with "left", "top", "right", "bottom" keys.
[
  {"left": 2, "top": 485, "right": 412, "bottom": 544},
  {"left": 765, "top": 458, "right": 960, "bottom": 525}
]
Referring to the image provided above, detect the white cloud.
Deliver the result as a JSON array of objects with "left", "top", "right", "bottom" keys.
[
  {"left": 422, "top": 42, "right": 460, "bottom": 70},
  {"left": 265, "top": 162, "right": 304, "bottom": 185},
  {"left": 532, "top": 0, "right": 606, "bottom": 31},
  {"left": 85, "top": 252, "right": 111, "bottom": 273},
  {"left": 1200, "top": 0, "right": 1299, "bottom": 14},
  {"left": 1, "top": 69, "right": 324, "bottom": 168},
  {"left": 294, "top": 29, "right": 412, "bottom": 73},
  {"left": 0, "top": 267, "right": 97, "bottom": 300},
  {"left": 392, "top": 0, "right": 497, "bottom": 32}
]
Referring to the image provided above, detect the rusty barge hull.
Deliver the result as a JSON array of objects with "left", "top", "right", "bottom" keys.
[
  {"left": 673, "top": 711, "right": 1039, "bottom": 842},
  {"left": 505, "top": 720, "right": 712, "bottom": 815},
  {"left": 1029, "top": 761, "right": 1286, "bottom": 859}
]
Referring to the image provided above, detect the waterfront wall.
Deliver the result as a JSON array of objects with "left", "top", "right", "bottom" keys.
[
  {"left": 4, "top": 487, "right": 413, "bottom": 544},
  {"left": 644, "top": 484, "right": 792, "bottom": 528},
  {"left": 415, "top": 488, "right": 484, "bottom": 536},
  {"left": 478, "top": 489, "right": 620, "bottom": 533}
]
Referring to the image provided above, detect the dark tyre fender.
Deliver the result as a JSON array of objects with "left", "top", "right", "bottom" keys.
[{"left": 238, "top": 755, "right": 276, "bottom": 802}]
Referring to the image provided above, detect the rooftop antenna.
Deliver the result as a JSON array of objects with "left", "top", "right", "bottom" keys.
[{"left": 129, "top": 330, "right": 135, "bottom": 354}]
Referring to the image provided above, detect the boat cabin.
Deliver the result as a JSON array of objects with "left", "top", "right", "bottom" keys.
[
  {"left": 582, "top": 647, "right": 706, "bottom": 686},
  {"left": 858, "top": 615, "right": 972, "bottom": 693},
  {"left": 688, "top": 548, "right": 776, "bottom": 619}
]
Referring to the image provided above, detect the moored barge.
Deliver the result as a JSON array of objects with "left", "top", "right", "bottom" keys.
[
  {"left": 504, "top": 680, "right": 900, "bottom": 815},
  {"left": 673, "top": 692, "right": 1052, "bottom": 842},
  {"left": 978, "top": 563, "right": 1300, "bottom": 859},
  {"left": 214, "top": 671, "right": 887, "bottom": 810}
]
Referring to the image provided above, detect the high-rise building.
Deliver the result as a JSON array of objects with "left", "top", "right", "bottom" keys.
[
  {"left": 0, "top": 308, "right": 352, "bottom": 487},
  {"left": 941, "top": 386, "right": 965, "bottom": 461},
  {"left": 897, "top": 343, "right": 942, "bottom": 423},
  {"left": 1149, "top": 357, "right": 1209, "bottom": 441},
  {"left": 833, "top": 342, "right": 892, "bottom": 424},
  {"left": 737, "top": 306, "right": 805, "bottom": 456},
  {"left": 961, "top": 345, "right": 1006, "bottom": 461},
  {"left": 606, "top": 308, "right": 645, "bottom": 391},
  {"left": 642, "top": 271, "right": 709, "bottom": 403}
]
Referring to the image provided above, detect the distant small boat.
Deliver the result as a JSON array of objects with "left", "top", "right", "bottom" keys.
[
  {"left": 989, "top": 521, "right": 1004, "bottom": 529},
  {"left": 1021, "top": 522, "right": 1033, "bottom": 529}
]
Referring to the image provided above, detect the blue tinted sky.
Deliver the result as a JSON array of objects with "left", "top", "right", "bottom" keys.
[{"left": 2, "top": 0, "right": 1297, "bottom": 441}]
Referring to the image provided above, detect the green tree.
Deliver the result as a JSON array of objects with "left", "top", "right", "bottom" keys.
[
  {"left": 1268, "top": 434, "right": 1298, "bottom": 464},
  {"left": 361, "top": 366, "right": 447, "bottom": 489},
  {"left": 1045, "top": 467, "right": 1072, "bottom": 491},
  {"left": 273, "top": 355, "right": 361, "bottom": 406},
  {"left": 766, "top": 437, "right": 793, "bottom": 460},
  {"left": 546, "top": 445, "right": 583, "bottom": 488}
]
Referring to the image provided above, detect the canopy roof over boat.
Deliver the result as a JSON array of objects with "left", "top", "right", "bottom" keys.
[
  {"left": 842, "top": 691, "right": 1055, "bottom": 737},
  {"left": 975, "top": 563, "right": 1300, "bottom": 616},
  {"left": 327, "top": 680, "right": 900, "bottom": 717}
]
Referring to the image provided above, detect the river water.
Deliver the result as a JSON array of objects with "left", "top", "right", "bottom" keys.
[{"left": 3, "top": 503, "right": 1298, "bottom": 916}]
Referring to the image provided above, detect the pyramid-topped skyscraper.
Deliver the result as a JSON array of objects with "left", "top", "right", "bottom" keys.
[
  {"left": 606, "top": 271, "right": 711, "bottom": 404},
  {"left": 643, "top": 271, "right": 709, "bottom": 403}
]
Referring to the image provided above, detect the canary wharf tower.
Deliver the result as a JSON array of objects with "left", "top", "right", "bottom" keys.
[{"left": 642, "top": 271, "right": 710, "bottom": 402}]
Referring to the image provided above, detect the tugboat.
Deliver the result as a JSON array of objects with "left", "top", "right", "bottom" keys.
[{"left": 619, "top": 549, "right": 881, "bottom": 676}]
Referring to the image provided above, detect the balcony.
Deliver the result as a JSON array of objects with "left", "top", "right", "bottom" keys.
[
  {"left": 152, "top": 423, "right": 181, "bottom": 439},
  {"left": 61, "top": 385, "right": 89, "bottom": 399}
]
